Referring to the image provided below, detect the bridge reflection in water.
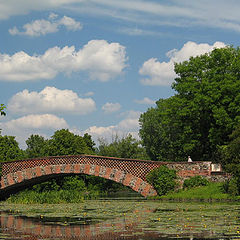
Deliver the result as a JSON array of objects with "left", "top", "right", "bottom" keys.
[{"left": 0, "top": 210, "right": 160, "bottom": 240}]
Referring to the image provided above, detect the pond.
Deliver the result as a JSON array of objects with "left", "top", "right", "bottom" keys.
[{"left": 0, "top": 199, "right": 240, "bottom": 239}]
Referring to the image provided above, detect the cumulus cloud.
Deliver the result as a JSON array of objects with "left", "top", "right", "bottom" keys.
[
  {"left": 135, "top": 97, "right": 155, "bottom": 105},
  {"left": 9, "top": 14, "right": 82, "bottom": 37},
  {"left": 84, "top": 111, "right": 141, "bottom": 143},
  {"left": 0, "top": 114, "right": 69, "bottom": 148},
  {"left": 139, "top": 41, "right": 226, "bottom": 86},
  {"left": 102, "top": 102, "right": 121, "bottom": 113},
  {"left": 4, "top": 114, "right": 68, "bottom": 130},
  {"left": 0, "top": 40, "right": 127, "bottom": 82},
  {"left": 8, "top": 86, "right": 96, "bottom": 115}
]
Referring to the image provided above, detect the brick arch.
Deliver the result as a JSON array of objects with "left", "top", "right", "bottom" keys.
[{"left": 1, "top": 163, "right": 157, "bottom": 197}]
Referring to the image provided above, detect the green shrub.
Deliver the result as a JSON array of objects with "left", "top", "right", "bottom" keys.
[
  {"left": 32, "top": 179, "right": 60, "bottom": 192},
  {"left": 146, "top": 165, "right": 177, "bottom": 196},
  {"left": 222, "top": 177, "right": 239, "bottom": 196},
  {"left": 62, "top": 176, "right": 86, "bottom": 192},
  {"left": 183, "top": 176, "right": 209, "bottom": 189}
]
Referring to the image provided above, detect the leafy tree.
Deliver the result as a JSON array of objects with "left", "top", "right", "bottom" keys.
[
  {"left": 0, "top": 104, "right": 6, "bottom": 116},
  {"left": 25, "top": 134, "right": 48, "bottom": 158},
  {"left": 46, "top": 129, "right": 95, "bottom": 156},
  {"left": 0, "top": 134, "right": 25, "bottom": 163},
  {"left": 97, "top": 134, "right": 149, "bottom": 160},
  {"left": 140, "top": 46, "right": 240, "bottom": 162},
  {"left": 146, "top": 165, "right": 177, "bottom": 196},
  {"left": 83, "top": 133, "right": 96, "bottom": 152}
]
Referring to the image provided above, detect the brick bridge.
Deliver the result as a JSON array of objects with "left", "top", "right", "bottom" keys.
[{"left": 0, "top": 155, "right": 221, "bottom": 199}]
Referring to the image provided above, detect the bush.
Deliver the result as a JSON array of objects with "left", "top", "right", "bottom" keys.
[
  {"left": 146, "top": 165, "right": 177, "bottom": 196},
  {"left": 183, "top": 176, "right": 209, "bottom": 189},
  {"left": 222, "top": 177, "right": 239, "bottom": 196}
]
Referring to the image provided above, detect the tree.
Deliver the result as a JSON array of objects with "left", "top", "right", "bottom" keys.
[
  {"left": 97, "top": 134, "right": 149, "bottom": 160},
  {"left": 46, "top": 129, "right": 95, "bottom": 156},
  {"left": 0, "top": 134, "right": 25, "bottom": 163},
  {"left": 140, "top": 46, "right": 240, "bottom": 162},
  {"left": 83, "top": 133, "right": 96, "bottom": 152},
  {"left": 25, "top": 134, "right": 48, "bottom": 158}
]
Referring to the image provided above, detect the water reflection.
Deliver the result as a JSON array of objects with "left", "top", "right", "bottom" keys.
[{"left": 0, "top": 210, "right": 159, "bottom": 240}]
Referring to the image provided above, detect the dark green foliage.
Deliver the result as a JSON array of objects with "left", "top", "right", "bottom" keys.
[
  {"left": 0, "top": 104, "right": 6, "bottom": 116},
  {"left": 46, "top": 129, "right": 94, "bottom": 156},
  {"left": 7, "top": 175, "right": 130, "bottom": 203},
  {"left": 218, "top": 125, "right": 240, "bottom": 167},
  {"left": 221, "top": 164, "right": 240, "bottom": 196},
  {"left": 83, "top": 133, "right": 96, "bottom": 152},
  {"left": 25, "top": 130, "right": 96, "bottom": 159},
  {"left": 32, "top": 179, "right": 60, "bottom": 192},
  {"left": 146, "top": 165, "right": 177, "bottom": 196},
  {"left": 61, "top": 176, "right": 86, "bottom": 192},
  {"left": 140, "top": 47, "right": 240, "bottom": 162},
  {"left": 222, "top": 178, "right": 239, "bottom": 196},
  {"left": 97, "top": 134, "right": 149, "bottom": 160},
  {"left": 7, "top": 190, "right": 85, "bottom": 204},
  {"left": 0, "top": 134, "right": 25, "bottom": 163},
  {"left": 183, "top": 176, "right": 209, "bottom": 189},
  {"left": 32, "top": 176, "right": 87, "bottom": 193},
  {"left": 25, "top": 135, "right": 48, "bottom": 158}
]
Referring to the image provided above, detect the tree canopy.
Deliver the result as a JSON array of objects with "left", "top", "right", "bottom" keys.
[
  {"left": 139, "top": 46, "right": 240, "bottom": 162},
  {"left": 97, "top": 134, "right": 149, "bottom": 160},
  {"left": 0, "top": 135, "right": 25, "bottom": 162},
  {"left": 25, "top": 129, "right": 95, "bottom": 158}
]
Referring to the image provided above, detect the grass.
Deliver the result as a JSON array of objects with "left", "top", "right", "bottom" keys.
[
  {"left": 158, "top": 182, "right": 239, "bottom": 201},
  {"left": 6, "top": 189, "right": 101, "bottom": 204}
]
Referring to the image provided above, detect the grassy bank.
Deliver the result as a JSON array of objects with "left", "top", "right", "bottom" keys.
[{"left": 156, "top": 182, "right": 240, "bottom": 202}]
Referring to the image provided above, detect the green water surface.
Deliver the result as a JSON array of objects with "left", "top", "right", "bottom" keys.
[{"left": 0, "top": 200, "right": 240, "bottom": 239}]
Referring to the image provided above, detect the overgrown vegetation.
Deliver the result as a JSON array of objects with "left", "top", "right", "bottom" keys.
[
  {"left": 146, "top": 166, "right": 177, "bottom": 196},
  {"left": 159, "top": 182, "right": 234, "bottom": 201},
  {"left": 7, "top": 175, "right": 128, "bottom": 204},
  {"left": 183, "top": 176, "right": 209, "bottom": 189}
]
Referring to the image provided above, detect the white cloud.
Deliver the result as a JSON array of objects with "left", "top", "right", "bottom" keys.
[
  {"left": 59, "top": 15, "right": 82, "bottom": 31},
  {"left": 84, "top": 111, "right": 141, "bottom": 143},
  {"left": 0, "top": 40, "right": 127, "bottom": 82},
  {"left": 135, "top": 97, "right": 155, "bottom": 105},
  {"left": 4, "top": 114, "right": 68, "bottom": 130},
  {"left": 2, "top": 1, "right": 240, "bottom": 33},
  {"left": 8, "top": 86, "right": 96, "bottom": 115},
  {"left": 102, "top": 102, "right": 121, "bottom": 113},
  {"left": 139, "top": 41, "right": 226, "bottom": 86},
  {"left": 0, "top": 114, "right": 69, "bottom": 148},
  {"left": 9, "top": 14, "right": 82, "bottom": 36}
]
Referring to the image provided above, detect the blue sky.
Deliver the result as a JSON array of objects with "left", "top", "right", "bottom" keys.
[{"left": 0, "top": 0, "right": 240, "bottom": 148}]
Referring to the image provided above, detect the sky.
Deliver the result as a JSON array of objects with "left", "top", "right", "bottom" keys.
[{"left": 0, "top": 0, "right": 240, "bottom": 149}]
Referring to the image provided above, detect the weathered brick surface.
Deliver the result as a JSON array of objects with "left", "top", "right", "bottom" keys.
[
  {"left": 104, "top": 167, "right": 112, "bottom": 179},
  {"left": 122, "top": 173, "right": 132, "bottom": 186},
  {"left": 94, "top": 165, "right": 100, "bottom": 176},
  {"left": 84, "top": 164, "right": 90, "bottom": 175},
  {"left": 141, "top": 184, "right": 151, "bottom": 197},
  {"left": 73, "top": 164, "right": 80, "bottom": 174},
  {"left": 16, "top": 171, "right": 23, "bottom": 182},
  {"left": 132, "top": 178, "right": 143, "bottom": 192}
]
